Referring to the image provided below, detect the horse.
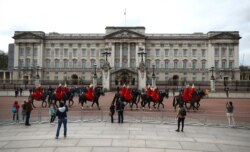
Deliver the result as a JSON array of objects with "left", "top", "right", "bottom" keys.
[
  {"left": 140, "top": 90, "right": 169, "bottom": 110},
  {"left": 78, "top": 86, "right": 105, "bottom": 110},
  {"left": 28, "top": 89, "right": 49, "bottom": 108},
  {"left": 112, "top": 88, "right": 141, "bottom": 111},
  {"left": 48, "top": 88, "right": 75, "bottom": 107},
  {"left": 172, "top": 90, "right": 206, "bottom": 111}
]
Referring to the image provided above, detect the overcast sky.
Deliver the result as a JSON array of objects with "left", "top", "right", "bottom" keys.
[{"left": 0, "top": 0, "right": 250, "bottom": 65}]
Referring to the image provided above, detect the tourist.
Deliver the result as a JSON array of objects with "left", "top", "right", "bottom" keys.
[
  {"left": 49, "top": 100, "right": 57, "bottom": 124},
  {"left": 21, "top": 100, "right": 27, "bottom": 122},
  {"left": 176, "top": 104, "right": 186, "bottom": 132},
  {"left": 116, "top": 99, "right": 125, "bottom": 123},
  {"left": 55, "top": 102, "right": 68, "bottom": 139},
  {"left": 12, "top": 101, "right": 20, "bottom": 122},
  {"left": 25, "top": 100, "right": 33, "bottom": 126},
  {"left": 109, "top": 103, "right": 115, "bottom": 123},
  {"left": 226, "top": 101, "right": 235, "bottom": 127}
]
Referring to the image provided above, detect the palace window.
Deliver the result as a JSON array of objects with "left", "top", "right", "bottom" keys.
[
  {"left": 222, "top": 60, "right": 227, "bottom": 68},
  {"left": 55, "top": 49, "right": 60, "bottom": 58},
  {"left": 82, "top": 49, "right": 86, "bottom": 57},
  {"left": 215, "top": 60, "right": 219, "bottom": 69},
  {"left": 19, "top": 59, "right": 24, "bottom": 68},
  {"left": 25, "top": 58, "right": 30, "bottom": 68},
  {"left": 73, "top": 59, "right": 77, "bottom": 68},
  {"left": 46, "top": 49, "right": 50, "bottom": 57},
  {"left": 82, "top": 59, "right": 86, "bottom": 68},
  {"left": 91, "top": 49, "right": 95, "bottom": 57},
  {"left": 45, "top": 59, "right": 50, "bottom": 68},
  {"left": 174, "top": 60, "right": 178, "bottom": 69},
  {"left": 26, "top": 47, "right": 31, "bottom": 56},
  {"left": 174, "top": 49, "right": 178, "bottom": 57},
  {"left": 156, "top": 49, "right": 160, "bottom": 57},
  {"left": 183, "top": 49, "right": 187, "bottom": 57},
  {"left": 55, "top": 59, "right": 60, "bottom": 68},
  {"left": 192, "top": 60, "right": 197, "bottom": 69},
  {"left": 192, "top": 49, "right": 196, "bottom": 57},
  {"left": 201, "top": 60, "right": 206, "bottom": 69},
  {"left": 222, "top": 48, "right": 226, "bottom": 57},
  {"left": 201, "top": 49, "right": 206, "bottom": 57},
  {"left": 164, "top": 49, "right": 169, "bottom": 57},
  {"left": 156, "top": 60, "right": 160, "bottom": 69},
  {"left": 183, "top": 60, "right": 188, "bottom": 69},
  {"left": 229, "top": 61, "right": 234, "bottom": 69},
  {"left": 164, "top": 60, "right": 169, "bottom": 69},
  {"left": 64, "top": 49, "right": 68, "bottom": 57},
  {"left": 63, "top": 59, "right": 68, "bottom": 68},
  {"left": 19, "top": 48, "right": 24, "bottom": 56},
  {"left": 33, "top": 48, "right": 38, "bottom": 56},
  {"left": 73, "top": 49, "right": 77, "bottom": 58},
  {"left": 229, "top": 48, "right": 234, "bottom": 57},
  {"left": 215, "top": 48, "right": 219, "bottom": 57}
]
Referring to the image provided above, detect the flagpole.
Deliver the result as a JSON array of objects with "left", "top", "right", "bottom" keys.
[{"left": 124, "top": 8, "right": 126, "bottom": 26}]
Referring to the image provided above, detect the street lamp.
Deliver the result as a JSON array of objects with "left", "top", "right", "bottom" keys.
[
  {"left": 36, "top": 65, "right": 40, "bottom": 79},
  {"left": 138, "top": 48, "right": 147, "bottom": 62},
  {"left": 102, "top": 48, "right": 111, "bottom": 61},
  {"left": 210, "top": 67, "right": 215, "bottom": 80},
  {"left": 93, "top": 63, "right": 97, "bottom": 77},
  {"left": 152, "top": 64, "right": 156, "bottom": 77}
]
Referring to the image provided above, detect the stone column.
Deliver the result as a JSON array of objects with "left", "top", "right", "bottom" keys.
[
  {"left": 138, "top": 62, "right": 146, "bottom": 90},
  {"left": 152, "top": 75, "right": 156, "bottom": 88},
  {"left": 120, "top": 43, "right": 122, "bottom": 68},
  {"left": 111, "top": 44, "right": 115, "bottom": 67},
  {"left": 14, "top": 44, "right": 19, "bottom": 68},
  {"left": 3, "top": 72, "right": 6, "bottom": 83},
  {"left": 128, "top": 43, "right": 130, "bottom": 67},
  {"left": 102, "top": 62, "right": 111, "bottom": 91},
  {"left": 93, "top": 75, "right": 97, "bottom": 88},
  {"left": 210, "top": 80, "right": 215, "bottom": 92},
  {"left": 135, "top": 44, "right": 139, "bottom": 67}
]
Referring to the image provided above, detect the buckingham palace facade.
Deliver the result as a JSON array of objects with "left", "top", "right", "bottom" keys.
[{"left": 11, "top": 26, "right": 241, "bottom": 87}]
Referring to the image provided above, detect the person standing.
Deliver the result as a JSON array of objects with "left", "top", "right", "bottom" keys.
[
  {"left": 176, "top": 104, "right": 186, "bottom": 132},
  {"left": 12, "top": 101, "right": 20, "bottom": 122},
  {"left": 49, "top": 101, "right": 57, "bottom": 124},
  {"left": 116, "top": 99, "right": 125, "bottom": 123},
  {"left": 109, "top": 103, "right": 115, "bottom": 123},
  {"left": 19, "top": 87, "right": 23, "bottom": 96},
  {"left": 226, "top": 101, "right": 235, "bottom": 127},
  {"left": 55, "top": 102, "right": 68, "bottom": 139},
  {"left": 21, "top": 100, "right": 27, "bottom": 122},
  {"left": 225, "top": 87, "right": 229, "bottom": 98},
  {"left": 25, "top": 100, "right": 33, "bottom": 126}
]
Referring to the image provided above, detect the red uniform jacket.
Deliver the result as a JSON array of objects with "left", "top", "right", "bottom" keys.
[
  {"left": 182, "top": 87, "right": 192, "bottom": 102},
  {"left": 124, "top": 88, "right": 132, "bottom": 101},
  {"left": 84, "top": 87, "right": 95, "bottom": 101},
  {"left": 151, "top": 89, "right": 160, "bottom": 102},
  {"left": 146, "top": 87, "right": 152, "bottom": 96},
  {"left": 32, "top": 87, "right": 43, "bottom": 100}
]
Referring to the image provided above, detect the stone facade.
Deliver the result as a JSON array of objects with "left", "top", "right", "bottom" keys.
[{"left": 11, "top": 26, "right": 241, "bottom": 88}]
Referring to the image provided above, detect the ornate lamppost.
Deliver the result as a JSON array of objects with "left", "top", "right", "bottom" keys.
[
  {"left": 137, "top": 48, "right": 147, "bottom": 90},
  {"left": 35, "top": 65, "right": 40, "bottom": 87},
  {"left": 92, "top": 63, "right": 97, "bottom": 87},
  {"left": 210, "top": 66, "right": 215, "bottom": 91},
  {"left": 102, "top": 49, "right": 111, "bottom": 61},
  {"left": 151, "top": 64, "right": 156, "bottom": 88}
]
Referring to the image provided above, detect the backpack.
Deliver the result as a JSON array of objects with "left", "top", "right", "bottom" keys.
[
  {"left": 180, "top": 107, "right": 186, "bottom": 116},
  {"left": 11, "top": 106, "right": 17, "bottom": 113}
]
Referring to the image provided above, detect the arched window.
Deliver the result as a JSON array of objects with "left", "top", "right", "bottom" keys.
[
  {"left": 222, "top": 59, "right": 227, "bottom": 68},
  {"left": 25, "top": 58, "right": 30, "bottom": 68},
  {"left": 82, "top": 59, "right": 86, "bottom": 68},
  {"left": 73, "top": 59, "right": 77, "bottom": 68},
  {"left": 130, "top": 59, "right": 135, "bottom": 68},
  {"left": 155, "top": 60, "right": 160, "bottom": 69},
  {"left": 201, "top": 60, "right": 206, "bottom": 69},
  {"left": 174, "top": 60, "right": 178, "bottom": 69},
  {"left": 115, "top": 59, "right": 120, "bottom": 68},
  {"left": 63, "top": 59, "right": 68, "bottom": 68},
  {"left": 100, "top": 59, "right": 105, "bottom": 68},
  {"left": 183, "top": 59, "right": 188, "bottom": 69},
  {"left": 192, "top": 60, "right": 197, "bottom": 69},
  {"left": 146, "top": 59, "right": 151, "bottom": 68},
  {"left": 55, "top": 59, "right": 60, "bottom": 68},
  {"left": 45, "top": 59, "right": 50, "bottom": 68},
  {"left": 164, "top": 60, "right": 169, "bottom": 69},
  {"left": 90, "top": 59, "right": 96, "bottom": 68}
]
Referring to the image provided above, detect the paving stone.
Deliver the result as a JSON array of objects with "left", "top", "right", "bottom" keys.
[
  {"left": 112, "top": 139, "right": 145, "bottom": 147},
  {"left": 17, "top": 147, "right": 55, "bottom": 152},
  {"left": 217, "top": 144, "right": 250, "bottom": 152},
  {"left": 54, "top": 147, "right": 92, "bottom": 152},
  {"left": 180, "top": 142, "right": 220, "bottom": 152},
  {"left": 42, "top": 139, "right": 79, "bottom": 147},
  {"left": 146, "top": 140, "right": 182, "bottom": 149},
  {"left": 92, "top": 147, "right": 128, "bottom": 152},
  {"left": 3, "top": 140, "right": 44, "bottom": 148},
  {"left": 78, "top": 139, "right": 112, "bottom": 146},
  {"left": 129, "top": 147, "right": 165, "bottom": 152}
]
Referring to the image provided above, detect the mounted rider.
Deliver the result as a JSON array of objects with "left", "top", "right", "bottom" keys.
[
  {"left": 32, "top": 84, "right": 43, "bottom": 100},
  {"left": 83, "top": 83, "right": 95, "bottom": 101},
  {"left": 55, "top": 83, "right": 63, "bottom": 100},
  {"left": 146, "top": 84, "right": 153, "bottom": 97},
  {"left": 182, "top": 84, "right": 196, "bottom": 102},
  {"left": 119, "top": 84, "right": 127, "bottom": 97},
  {"left": 151, "top": 86, "right": 160, "bottom": 102},
  {"left": 123, "top": 85, "right": 133, "bottom": 102}
]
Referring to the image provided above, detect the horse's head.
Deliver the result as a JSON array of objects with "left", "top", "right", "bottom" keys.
[{"left": 95, "top": 87, "right": 105, "bottom": 96}]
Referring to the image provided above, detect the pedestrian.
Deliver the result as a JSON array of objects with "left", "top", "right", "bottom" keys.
[
  {"left": 21, "top": 100, "right": 27, "bottom": 122},
  {"left": 116, "top": 99, "right": 125, "bottom": 123},
  {"left": 226, "top": 101, "right": 235, "bottom": 127},
  {"left": 15, "top": 88, "right": 19, "bottom": 97},
  {"left": 176, "top": 104, "right": 186, "bottom": 132},
  {"left": 109, "top": 103, "right": 115, "bottom": 123},
  {"left": 12, "top": 101, "right": 20, "bottom": 122},
  {"left": 25, "top": 100, "right": 33, "bottom": 126},
  {"left": 55, "top": 102, "right": 68, "bottom": 139},
  {"left": 19, "top": 87, "right": 23, "bottom": 96},
  {"left": 225, "top": 87, "right": 229, "bottom": 98},
  {"left": 49, "top": 100, "right": 57, "bottom": 124}
]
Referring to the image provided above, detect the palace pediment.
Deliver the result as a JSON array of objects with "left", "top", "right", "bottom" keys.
[
  {"left": 209, "top": 32, "right": 241, "bottom": 40},
  {"left": 13, "top": 31, "right": 45, "bottom": 39},
  {"left": 104, "top": 29, "right": 145, "bottom": 39}
]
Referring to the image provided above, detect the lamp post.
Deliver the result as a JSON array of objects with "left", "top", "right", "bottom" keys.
[
  {"left": 138, "top": 48, "right": 147, "bottom": 62},
  {"left": 210, "top": 66, "right": 215, "bottom": 91},
  {"left": 36, "top": 65, "right": 40, "bottom": 79},
  {"left": 93, "top": 63, "right": 97, "bottom": 77},
  {"left": 102, "top": 48, "right": 111, "bottom": 61},
  {"left": 93, "top": 63, "right": 97, "bottom": 87},
  {"left": 151, "top": 64, "right": 156, "bottom": 88}
]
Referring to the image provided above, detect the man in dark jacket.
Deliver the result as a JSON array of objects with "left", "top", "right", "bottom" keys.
[
  {"left": 55, "top": 102, "right": 68, "bottom": 139},
  {"left": 116, "top": 99, "right": 125, "bottom": 123},
  {"left": 25, "top": 101, "right": 33, "bottom": 126},
  {"left": 109, "top": 103, "right": 115, "bottom": 123}
]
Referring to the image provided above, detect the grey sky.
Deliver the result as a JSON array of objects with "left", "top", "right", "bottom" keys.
[{"left": 0, "top": 0, "right": 249, "bottom": 65}]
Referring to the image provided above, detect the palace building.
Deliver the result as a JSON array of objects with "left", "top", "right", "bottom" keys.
[{"left": 11, "top": 26, "right": 241, "bottom": 88}]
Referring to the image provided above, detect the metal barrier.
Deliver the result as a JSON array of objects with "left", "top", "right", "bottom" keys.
[{"left": 1, "top": 108, "right": 250, "bottom": 129}]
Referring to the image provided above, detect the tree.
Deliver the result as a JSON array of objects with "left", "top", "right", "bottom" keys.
[{"left": 0, "top": 53, "right": 8, "bottom": 69}]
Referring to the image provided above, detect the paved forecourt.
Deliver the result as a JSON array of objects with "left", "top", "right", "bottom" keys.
[{"left": 0, "top": 122, "right": 250, "bottom": 152}]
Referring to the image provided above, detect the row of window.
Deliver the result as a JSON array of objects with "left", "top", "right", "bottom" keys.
[
  {"left": 214, "top": 48, "right": 234, "bottom": 57},
  {"left": 147, "top": 49, "right": 207, "bottom": 58},
  {"left": 19, "top": 58, "right": 234, "bottom": 69},
  {"left": 19, "top": 47, "right": 38, "bottom": 56}
]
